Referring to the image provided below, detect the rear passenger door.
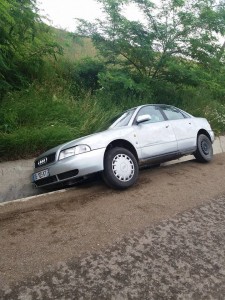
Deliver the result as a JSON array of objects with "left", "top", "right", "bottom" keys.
[{"left": 161, "top": 106, "right": 197, "bottom": 153}]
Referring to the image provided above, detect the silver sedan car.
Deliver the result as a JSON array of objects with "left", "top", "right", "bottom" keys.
[{"left": 32, "top": 104, "right": 214, "bottom": 189}]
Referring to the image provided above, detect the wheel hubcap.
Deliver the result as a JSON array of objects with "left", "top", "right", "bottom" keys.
[
  {"left": 112, "top": 154, "right": 134, "bottom": 182},
  {"left": 201, "top": 140, "right": 210, "bottom": 155}
]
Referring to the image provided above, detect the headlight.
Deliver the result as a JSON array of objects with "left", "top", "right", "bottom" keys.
[{"left": 59, "top": 145, "right": 91, "bottom": 160}]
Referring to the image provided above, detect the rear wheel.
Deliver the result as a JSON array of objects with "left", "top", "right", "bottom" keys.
[
  {"left": 194, "top": 134, "right": 213, "bottom": 162},
  {"left": 102, "top": 147, "right": 139, "bottom": 189}
]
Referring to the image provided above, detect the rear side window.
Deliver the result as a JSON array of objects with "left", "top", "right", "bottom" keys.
[
  {"left": 162, "top": 106, "right": 186, "bottom": 120},
  {"left": 136, "top": 106, "right": 165, "bottom": 123}
]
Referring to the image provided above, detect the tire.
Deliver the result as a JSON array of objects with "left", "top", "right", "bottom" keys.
[
  {"left": 102, "top": 147, "right": 139, "bottom": 189},
  {"left": 194, "top": 134, "right": 213, "bottom": 163}
]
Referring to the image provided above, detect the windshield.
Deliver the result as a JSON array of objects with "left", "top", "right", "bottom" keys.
[{"left": 109, "top": 109, "right": 136, "bottom": 128}]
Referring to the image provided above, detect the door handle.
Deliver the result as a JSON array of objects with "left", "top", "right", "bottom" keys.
[{"left": 166, "top": 125, "right": 169, "bottom": 128}]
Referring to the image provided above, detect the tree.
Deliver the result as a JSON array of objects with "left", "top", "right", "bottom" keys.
[
  {"left": 76, "top": 0, "right": 225, "bottom": 80},
  {"left": 70, "top": 58, "right": 105, "bottom": 94},
  {"left": 0, "top": 0, "right": 62, "bottom": 97}
]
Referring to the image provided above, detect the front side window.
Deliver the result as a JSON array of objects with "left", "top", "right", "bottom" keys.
[{"left": 136, "top": 106, "right": 165, "bottom": 124}]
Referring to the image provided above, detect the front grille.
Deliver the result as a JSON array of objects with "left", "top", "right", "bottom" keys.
[
  {"left": 35, "top": 175, "right": 57, "bottom": 187},
  {"left": 58, "top": 169, "right": 79, "bottom": 180},
  {"left": 35, "top": 153, "right": 56, "bottom": 168}
]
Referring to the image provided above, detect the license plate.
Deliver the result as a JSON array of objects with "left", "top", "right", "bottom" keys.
[{"left": 33, "top": 169, "right": 49, "bottom": 181}]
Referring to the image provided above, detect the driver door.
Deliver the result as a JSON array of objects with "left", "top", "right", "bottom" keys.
[{"left": 134, "top": 105, "right": 178, "bottom": 160}]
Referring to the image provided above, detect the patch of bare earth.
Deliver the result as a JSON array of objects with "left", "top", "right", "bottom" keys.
[{"left": 1, "top": 153, "right": 225, "bottom": 288}]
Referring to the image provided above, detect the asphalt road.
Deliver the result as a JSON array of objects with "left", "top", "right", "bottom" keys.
[
  {"left": 1, "top": 153, "right": 225, "bottom": 299},
  {"left": 1, "top": 195, "right": 225, "bottom": 299}
]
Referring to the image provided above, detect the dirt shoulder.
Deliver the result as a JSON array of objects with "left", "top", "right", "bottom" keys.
[{"left": 1, "top": 153, "right": 225, "bottom": 288}]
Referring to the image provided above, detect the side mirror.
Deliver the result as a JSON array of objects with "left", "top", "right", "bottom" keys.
[{"left": 136, "top": 114, "right": 151, "bottom": 124}]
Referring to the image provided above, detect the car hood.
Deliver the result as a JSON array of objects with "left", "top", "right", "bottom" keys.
[{"left": 35, "top": 126, "right": 136, "bottom": 161}]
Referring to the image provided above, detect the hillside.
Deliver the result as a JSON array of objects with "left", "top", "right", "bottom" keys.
[{"left": 53, "top": 28, "right": 97, "bottom": 61}]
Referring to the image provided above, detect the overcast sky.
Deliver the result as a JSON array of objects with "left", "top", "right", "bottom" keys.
[{"left": 37, "top": 0, "right": 142, "bottom": 32}]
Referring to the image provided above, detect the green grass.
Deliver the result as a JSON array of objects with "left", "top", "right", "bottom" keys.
[
  {"left": 1, "top": 80, "right": 224, "bottom": 162},
  {"left": 0, "top": 83, "right": 121, "bottom": 161}
]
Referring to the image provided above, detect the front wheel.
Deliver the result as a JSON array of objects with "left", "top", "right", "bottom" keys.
[
  {"left": 102, "top": 147, "right": 139, "bottom": 189},
  {"left": 194, "top": 134, "right": 213, "bottom": 163}
]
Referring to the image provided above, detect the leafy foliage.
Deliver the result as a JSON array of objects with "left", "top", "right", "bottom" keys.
[
  {"left": 70, "top": 58, "right": 106, "bottom": 95},
  {"left": 75, "top": 0, "right": 225, "bottom": 109},
  {"left": 0, "top": 0, "right": 62, "bottom": 97},
  {"left": 77, "top": 0, "right": 225, "bottom": 77}
]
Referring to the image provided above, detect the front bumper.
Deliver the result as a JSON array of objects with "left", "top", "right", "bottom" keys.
[{"left": 32, "top": 148, "right": 105, "bottom": 187}]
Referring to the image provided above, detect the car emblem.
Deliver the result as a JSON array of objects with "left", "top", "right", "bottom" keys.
[{"left": 38, "top": 157, "right": 48, "bottom": 166}]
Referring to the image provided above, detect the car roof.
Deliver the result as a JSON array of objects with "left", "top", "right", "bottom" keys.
[{"left": 134, "top": 104, "right": 176, "bottom": 110}]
